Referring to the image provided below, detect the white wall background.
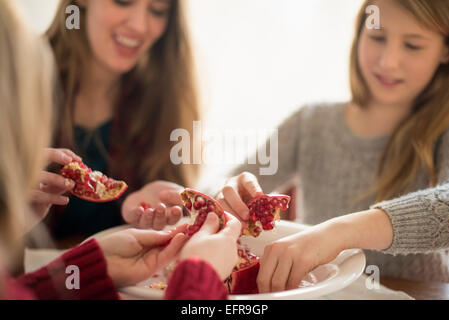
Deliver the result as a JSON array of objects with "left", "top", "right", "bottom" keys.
[{"left": 16, "top": 0, "right": 363, "bottom": 182}]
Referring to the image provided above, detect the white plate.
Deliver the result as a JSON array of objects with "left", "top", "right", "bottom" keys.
[{"left": 90, "top": 220, "right": 365, "bottom": 300}]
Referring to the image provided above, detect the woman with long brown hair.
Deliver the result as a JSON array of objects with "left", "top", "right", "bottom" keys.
[
  {"left": 36, "top": 0, "right": 201, "bottom": 241},
  {"left": 218, "top": 0, "right": 449, "bottom": 290}
]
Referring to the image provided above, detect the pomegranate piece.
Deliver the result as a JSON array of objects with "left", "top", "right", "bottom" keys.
[
  {"left": 225, "top": 242, "right": 260, "bottom": 294},
  {"left": 60, "top": 160, "right": 128, "bottom": 203},
  {"left": 180, "top": 188, "right": 227, "bottom": 236},
  {"left": 244, "top": 194, "right": 291, "bottom": 237},
  {"left": 149, "top": 282, "right": 166, "bottom": 290}
]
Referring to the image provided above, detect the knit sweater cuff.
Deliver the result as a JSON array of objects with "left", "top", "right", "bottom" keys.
[
  {"left": 370, "top": 185, "right": 449, "bottom": 255},
  {"left": 18, "top": 239, "right": 120, "bottom": 300},
  {"left": 164, "top": 257, "right": 228, "bottom": 300}
]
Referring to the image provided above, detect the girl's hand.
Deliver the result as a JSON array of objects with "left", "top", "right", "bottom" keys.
[
  {"left": 257, "top": 209, "right": 394, "bottom": 293},
  {"left": 97, "top": 224, "right": 188, "bottom": 288},
  {"left": 257, "top": 221, "right": 345, "bottom": 293},
  {"left": 122, "top": 181, "right": 184, "bottom": 230},
  {"left": 179, "top": 213, "right": 242, "bottom": 280},
  {"left": 29, "top": 148, "right": 81, "bottom": 221},
  {"left": 216, "top": 172, "right": 263, "bottom": 229}
]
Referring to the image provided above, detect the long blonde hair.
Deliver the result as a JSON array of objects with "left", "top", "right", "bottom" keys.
[
  {"left": 350, "top": 0, "right": 449, "bottom": 201},
  {"left": 46, "top": 0, "right": 201, "bottom": 192},
  {"left": 0, "top": 0, "right": 54, "bottom": 284}
]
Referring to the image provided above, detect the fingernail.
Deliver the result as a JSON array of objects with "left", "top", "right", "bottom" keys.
[
  {"left": 65, "top": 179, "right": 74, "bottom": 188},
  {"left": 62, "top": 154, "right": 72, "bottom": 163}
]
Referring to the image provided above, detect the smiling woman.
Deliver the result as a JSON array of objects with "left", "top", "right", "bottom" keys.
[
  {"left": 22, "top": 0, "right": 202, "bottom": 241},
  {"left": 78, "top": 0, "right": 172, "bottom": 73}
]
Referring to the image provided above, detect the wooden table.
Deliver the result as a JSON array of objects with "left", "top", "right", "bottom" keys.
[{"left": 381, "top": 276, "right": 449, "bottom": 300}]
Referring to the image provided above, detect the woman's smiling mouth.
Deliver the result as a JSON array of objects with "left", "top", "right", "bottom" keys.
[
  {"left": 113, "top": 34, "right": 143, "bottom": 57},
  {"left": 374, "top": 73, "right": 405, "bottom": 88}
]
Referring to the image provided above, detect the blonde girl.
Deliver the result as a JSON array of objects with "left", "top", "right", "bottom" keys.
[
  {"left": 0, "top": 0, "right": 54, "bottom": 261},
  {"left": 218, "top": 0, "right": 449, "bottom": 291}
]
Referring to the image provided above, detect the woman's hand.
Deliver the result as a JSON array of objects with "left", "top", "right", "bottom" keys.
[
  {"left": 257, "top": 221, "right": 345, "bottom": 293},
  {"left": 216, "top": 172, "right": 263, "bottom": 229},
  {"left": 97, "top": 224, "right": 188, "bottom": 288},
  {"left": 257, "top": 209, "right": 394, "bottom": 293},
  {"left": 179, "top": 213, "right": 242, "bottom": 280},
  {"left": 29, "top": 148, "right": 81, "bottom": 222},
  {"left": 122, "top": 181, "right": 185, "bottom": 230}
]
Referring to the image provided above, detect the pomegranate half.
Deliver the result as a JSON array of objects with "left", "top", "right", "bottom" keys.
[
  {"left": 60, "top": 160, "right": 128, "bottom": 203},
  {"left": 181, "top": 188, "right": 228, "bottom": 236}
]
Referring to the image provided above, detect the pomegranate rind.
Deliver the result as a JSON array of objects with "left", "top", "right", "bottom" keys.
[
  {"left": 225, "top": 243, "right": 260, "bottom": 294},
  {"left": 180, "top": 188, "right": 227, "bottom": 236},
  {"left": 61, "top": 161, "right": 128, "bottom": 203},
  {"left": 71, "top": 182, "right": 128, "bottom": 203},
  {"left": 244, "top": 194, "right": 291, "bottom": 237},
  {"left": 226, "top": 262, "right": 260, "bottom": 294}
]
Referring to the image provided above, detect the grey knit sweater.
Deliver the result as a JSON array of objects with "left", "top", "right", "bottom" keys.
[{"left": 228, "top": 102, "right": 449, "bottom": 282}]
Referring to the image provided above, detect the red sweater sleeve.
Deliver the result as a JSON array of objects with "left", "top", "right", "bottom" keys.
[
  {"left": 12, "top": 238, "right": 119, "bottom": 300},
  {"left": 164, "top": 257, "right": 228, "bottom": 300}
]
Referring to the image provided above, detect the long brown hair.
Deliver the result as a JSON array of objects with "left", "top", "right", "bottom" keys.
[
  {"left": 350, "top": 0, "right": 449, "bottom": 201},
  {"left": 46, "top": 0, "right": 201, "bottom": 192}
]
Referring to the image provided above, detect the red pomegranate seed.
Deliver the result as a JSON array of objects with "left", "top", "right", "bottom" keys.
[
  {"left": 193, "top": 196, "right": 206, "bottom": 210},
  {"left": 243, "top": 194, "right": 291, "bottom": 237},
  {"left": 181, "top": 189, "right": 227, "bottom": 237}
]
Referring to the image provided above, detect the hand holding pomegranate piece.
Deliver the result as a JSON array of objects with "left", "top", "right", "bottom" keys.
[
  {"left": 180, "top": 188, "right": 262, "bottom": 293},
  {"left": 60, "top": 160, "right": 128, "bottom": 202},
  {"left": 97, "top": 224, "right": 188, "bottom": 288},
  {"left": 216, "top": 172, "right": 264, "bottom": 224},
  {"left": 179, "top": 212, "right": 241, "bottom": 281},
  {"left": 216, "top": 172, "right": 291, "bottom": 237},
  {"left": 122, "top": 181, "right": 184, "bottom": 230},
  {"left": 181, "top": 188, "right": 228, "bottom": 236},
  {"left": 29, "top": 148, "right": 82, "bottom": 228}
]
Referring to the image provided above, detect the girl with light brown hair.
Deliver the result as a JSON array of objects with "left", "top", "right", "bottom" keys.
[
  {"left": 217, "top": 0, "right": 449, "bottom": 291},
  {"left": 37, "top": 0, "right": 201, "bottom": 241}
]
